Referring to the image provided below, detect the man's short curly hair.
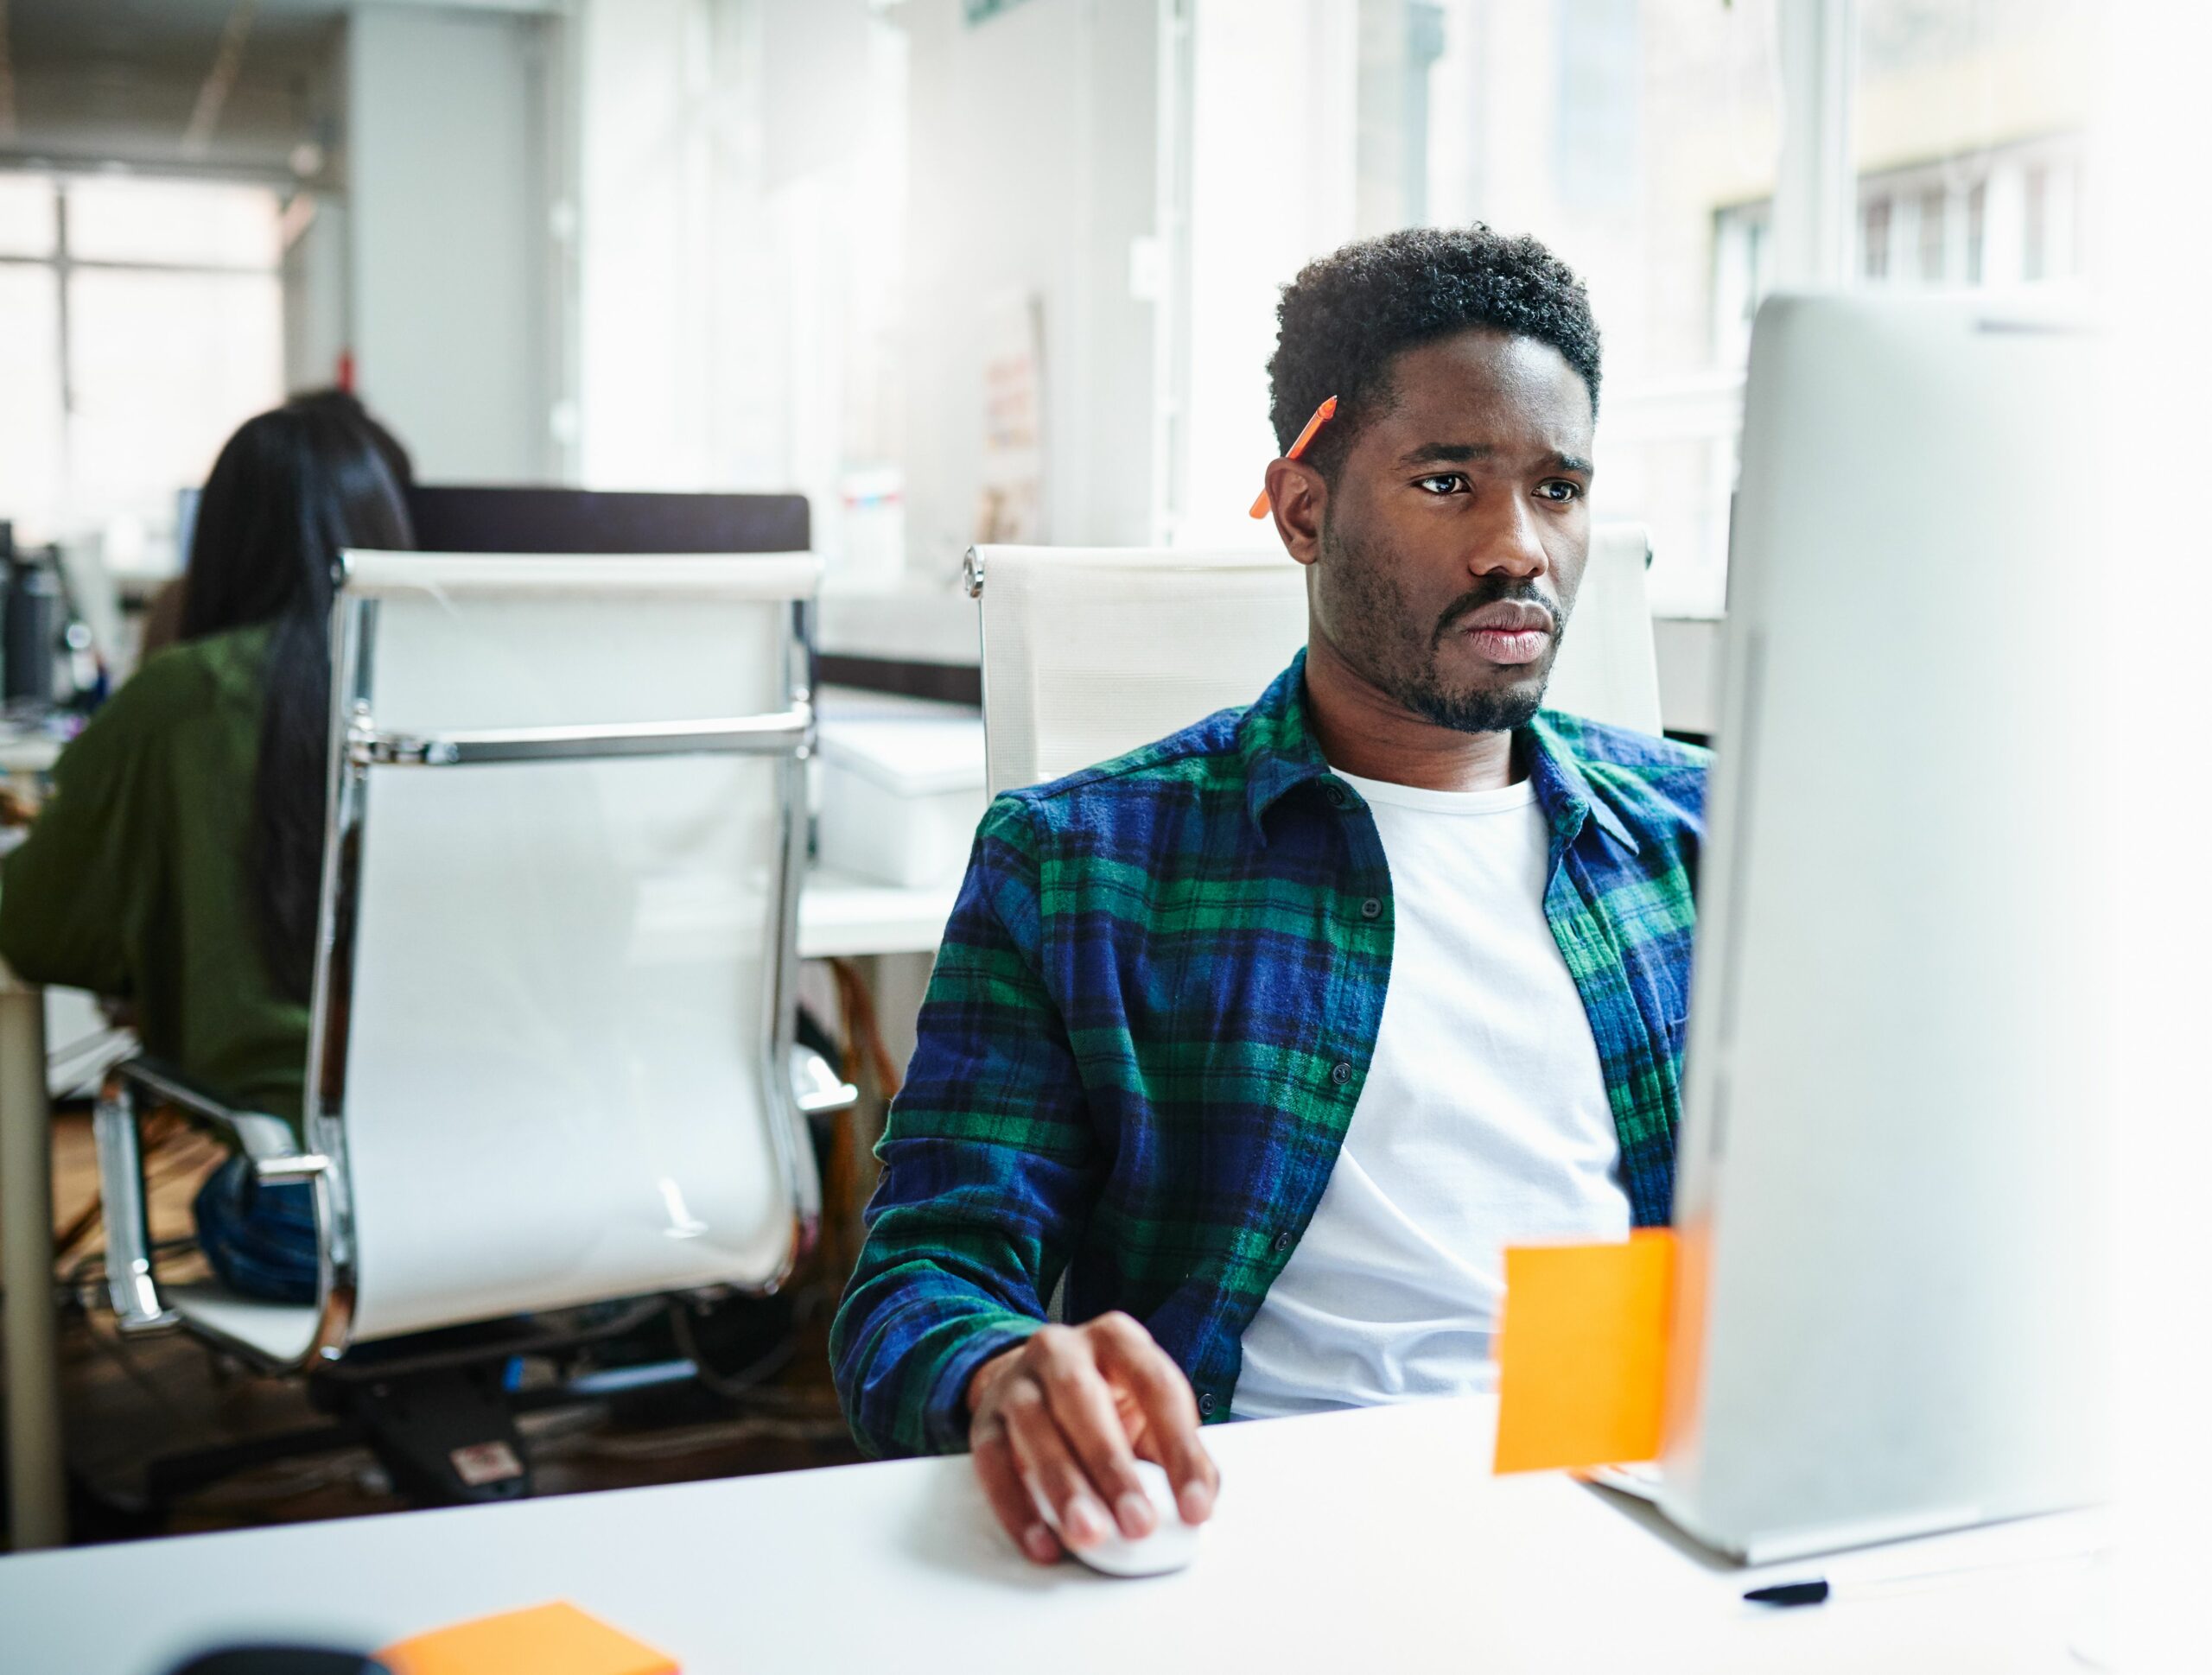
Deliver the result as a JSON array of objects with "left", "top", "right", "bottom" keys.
[{"left": 1266, "top": 225, "right": 1600, "bottom": 481}]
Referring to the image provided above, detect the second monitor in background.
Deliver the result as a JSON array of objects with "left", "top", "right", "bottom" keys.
[{"left": 405, "top": 487, "right": 809, "bottom": 556}]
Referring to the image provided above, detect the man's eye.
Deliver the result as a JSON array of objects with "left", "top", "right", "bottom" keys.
[
  {"left": 1414, "top": 474, "right": 1465, "bottom": 495},
  {"left": 1537, "top": 480, "right": 1583, "bottom": 503}
]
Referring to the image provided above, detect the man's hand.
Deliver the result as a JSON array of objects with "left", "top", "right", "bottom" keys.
[{"left": 965, "top": 1311, "right": 1219, "bottom": 1565}]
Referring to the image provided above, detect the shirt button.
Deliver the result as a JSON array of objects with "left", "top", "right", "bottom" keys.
[
  {"left": 1325, "top": 783, "right": 1348, "bottom": 808},
  {"left": 1198, "top": 1392, "right": 1218, "bottom": 1418},
  {"left": 1273, "top": 1230, "right": 1295, "bottom": 1254},
  {"left": 1330, "top": 1062, "right": 1353, "bottom": 1087},
  {"left": 1360, "top": 897, "right": 1382, "bottom": 919}
]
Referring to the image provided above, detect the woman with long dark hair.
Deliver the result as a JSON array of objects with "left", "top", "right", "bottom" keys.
[{"left": 0, "top": 396, "right": 413, "bottom": 1301}]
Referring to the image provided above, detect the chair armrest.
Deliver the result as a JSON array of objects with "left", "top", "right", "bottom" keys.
[
  {"left": 92, "top": 1063, "right": 177, "bottom": 1333},
  {"left": 791, "top": 1045, "right": 860, "bottom": 1118},
  {"left": 113, "top": 1057, "right": 328, "bottom": 1181}
]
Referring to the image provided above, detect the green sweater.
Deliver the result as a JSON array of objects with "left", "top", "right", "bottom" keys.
[{"left": 0, "top": 625, "right": 308, "bottom": 1126}]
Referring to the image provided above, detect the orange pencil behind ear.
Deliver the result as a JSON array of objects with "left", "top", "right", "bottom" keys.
[{"left": 1249, "top": 395, "right": 1338, "bottom": 518}]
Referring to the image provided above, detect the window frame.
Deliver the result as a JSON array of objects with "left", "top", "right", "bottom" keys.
[{"left": 0, "top": 171, "right": 287, "bottom": 541}]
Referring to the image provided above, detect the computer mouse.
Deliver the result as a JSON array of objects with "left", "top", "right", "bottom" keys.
[{"left": 1033, "top": 1457, "right": 1202, "bottom": 1577}]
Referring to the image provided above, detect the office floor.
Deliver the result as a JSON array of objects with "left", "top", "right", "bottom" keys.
[{"left": 40, "top": 1107, "right": 868, "bottom": 1546}]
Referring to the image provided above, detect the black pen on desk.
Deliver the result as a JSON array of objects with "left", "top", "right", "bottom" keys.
[
  {"left": 1744, "top": 1578, "right": 1834, "bottom": 1607},
  {"left": 1743, "top": 1547, "right": 2101, "bottom": 1608}
]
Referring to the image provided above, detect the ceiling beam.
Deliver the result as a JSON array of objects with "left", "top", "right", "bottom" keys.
[
  {"left": 0, "top": 0, "right": 18, "bottom": 145},
  {"left": 181, "top": 0, "right": 259, "bottom": 159}
]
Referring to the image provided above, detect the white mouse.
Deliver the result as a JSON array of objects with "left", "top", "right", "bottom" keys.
[{"left": 1033, "top": 1458, "right": 1202, "bottom": 1577}]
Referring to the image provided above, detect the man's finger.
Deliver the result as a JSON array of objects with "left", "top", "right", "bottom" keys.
[
  {"left": 1033, "top": 1332, "right": 1154, "bottom": 1539},
  {"left": 972, "top": 1418, "right": 1060, "bottom": 1564},
  {"left": 1096, "top": 1323, "right": 1219, "bottom": 1523},
  {"left": 1000, "top": 1378, "right": 1115, "bottom": 1550}
]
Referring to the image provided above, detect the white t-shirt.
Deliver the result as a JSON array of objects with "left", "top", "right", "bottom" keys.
[{"left": 1230, "top": 767, "right": 1632, "bottom": 1421}]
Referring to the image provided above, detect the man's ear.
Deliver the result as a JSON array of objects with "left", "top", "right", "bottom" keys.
[{"left": 1268, "top": 459, "right": 1328, "bottom": 566}]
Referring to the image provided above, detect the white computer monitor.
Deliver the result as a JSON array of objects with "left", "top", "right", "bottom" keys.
[{"left": 1654, "top": 293, "right": 2109, "bottom": 1564}]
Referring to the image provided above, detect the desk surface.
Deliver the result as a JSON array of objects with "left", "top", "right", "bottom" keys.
[
  {"left": 0, "top": 1398, "right": 2101, "bottom": 1674},
  {"left": 797, "top": 866, "right": 957, "bottom": 960}
]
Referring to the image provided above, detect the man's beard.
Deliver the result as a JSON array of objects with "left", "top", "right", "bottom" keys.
[{"left": 1317, "top": 518, "right": 1570, "bottom": 735}]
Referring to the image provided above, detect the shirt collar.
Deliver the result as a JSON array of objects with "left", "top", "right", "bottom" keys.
[
  {"left": 1239, "top": 650, "right": 1641, "bottom": 858},
  {"left": 1527, "top": 715, "right": 1642, "bottom": 858},
  {"left": 1239, "top": 651, "right": 1332, "bottom": 833}
]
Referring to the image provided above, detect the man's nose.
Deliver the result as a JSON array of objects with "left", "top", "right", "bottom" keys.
[{"left": 1467, "top": 493, "right": 1549, "bottom": 581}]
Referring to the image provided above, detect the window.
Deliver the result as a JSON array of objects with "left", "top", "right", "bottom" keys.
[
  {"left": 2023, "top": 162, "right": 2050, "bottom": 282},
  {"left": 0, "top": 174, "right": 284, "bottom": 552},
  {"left": 1368, "top": 0, "right": 1787, "bottom": 616},
  {"left": 1685, "top": 0, "right": 2093, "bottom": 602},
  {"left": 0, "top": 268, "right": 64, "bottom": 542},
  {"left": 1856, "top": 0, "right": 2095, "bottom": 291},
  {"left": 1169, "top": 0, "right": 1788, "bottom": 615},
  {"left": 1167, "top": 0, "right": 2103, "bottom": 614},
  {"left": 0, "top": 175, "right": 57, "bottom": 259},
  {"left": 575, "top": 0, "right": 910, "bottom": 583},
  {"left": 1916, "top": 186, "right": 1946, "bottom": 281},
  {"left": 1863, "top": 196, "right": 1893, "bottom": 280}
]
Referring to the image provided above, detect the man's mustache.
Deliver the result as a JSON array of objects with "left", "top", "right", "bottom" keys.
[{"left": 1432, "top": 580, "right": 1567, "bottom": 649}]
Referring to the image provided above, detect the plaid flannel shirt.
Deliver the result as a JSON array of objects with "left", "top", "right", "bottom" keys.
[{"left": 831, "top": 652, "right": 1709, "bottom": 1458}]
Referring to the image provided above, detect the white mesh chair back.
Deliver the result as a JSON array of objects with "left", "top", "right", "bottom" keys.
[
  {"left": 1545, "top": 523, "right": 1663, "bottom": 736},
  {"left": 310, "top": 552, "right": 822, "bottom": 1346},
  {"left": 969, "top": 525, "right": 1660, "bottom": 798}
]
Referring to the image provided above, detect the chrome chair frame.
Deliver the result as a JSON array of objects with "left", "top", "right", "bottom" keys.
[{"left": 95, "top": 556, "right": 848, "bottom": 1374}]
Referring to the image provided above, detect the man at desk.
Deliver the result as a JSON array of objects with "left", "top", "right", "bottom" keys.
[{"left": 832, "top": 226, "right": 1708, "bottom": 1565}]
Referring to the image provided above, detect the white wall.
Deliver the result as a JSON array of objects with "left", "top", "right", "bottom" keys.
[
  {"left": 1173, "top": 0, "right": 1357, "bottom": 551},
  {"left": 346, "top": 3, "right": 562, "bottom": 481},
  {"left": 571, "top": 0, "right": 899, "bottom": 549},
  {"left": 282, "top": 199, "right": 352, "bottom": 396},
  {"left": 899, "top": 0, "right": 1162, "bottom": 577},
  {"left": 573, "top": 0, "right": 708, "bottom": 492},
  {"left": 569, "top": 0, "right": 1163, "bottom": 574}
]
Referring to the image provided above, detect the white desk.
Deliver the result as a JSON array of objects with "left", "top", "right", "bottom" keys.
[
  {"left": 798, "top": 868, "right": 957, "bottom": 959},
  {"left": 0, "top": 1398, "right": 2101, "bottom": 1672},
  {"left": 0, "top": 868, "right": 956, "bottom": 1554}
]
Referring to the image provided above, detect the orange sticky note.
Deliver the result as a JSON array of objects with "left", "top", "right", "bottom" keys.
[
  {"left": 378, "top": 1602, "right": 676, "bottom": 1675},
  {"left": 1492, "top": 1228, "right": 1675, "bottom": 1475}
]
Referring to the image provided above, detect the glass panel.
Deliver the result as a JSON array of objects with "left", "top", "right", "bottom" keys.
[
  {"left": 2022, "top": 162, "right": 2050, "bottom": 281},
  {"left": 1863, "top": 196, "right": 1893, "bottom": 281},
  {"left": 67, "top": 268, "right": 283, "bottom": 523},
  {"left": 63, "top": 176, "right": 283, "bottom": 270},
  {"left": 0, "top": 267, "right": 65, "bottom": 540},
  {"left": 0, "top": 174, "right": 58, "bottom": 259},
  {"left": 1854, "top": 0, "right": 2100, "bottom": 292},
  {"left": 1395, "top": 0, "right": 1783, "bottom": 614},
  {"left": 1916, "top": 186, "right": 1948, "bottom": 282},
  {"left": 1177, "top": 1, "right": 1360, "bottom": 555}
]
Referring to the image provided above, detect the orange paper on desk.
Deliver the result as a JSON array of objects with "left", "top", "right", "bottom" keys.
[
  {"left": 1492, "top": 1228, "right": 1675, "bottom": 1475},
  {"left": 378, "top": 1602, "right": 676, "bottom": 1675}
]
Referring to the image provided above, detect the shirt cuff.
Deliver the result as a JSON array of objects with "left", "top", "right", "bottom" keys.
[{"left": 922, "top": 1312, "right": 1046, "bottom": 1455}]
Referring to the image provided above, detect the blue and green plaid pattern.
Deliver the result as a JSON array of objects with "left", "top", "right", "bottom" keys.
[{"left": 831, "top": 652, "right": 1709, "bottom": 1458}]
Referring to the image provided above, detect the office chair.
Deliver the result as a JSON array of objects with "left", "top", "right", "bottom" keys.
[
  {"left": 92, "top": 550, "right": 854, "bottom": 1505},
  {"left": 963, "top": 524, "right": 1663, "bottom": 797}
]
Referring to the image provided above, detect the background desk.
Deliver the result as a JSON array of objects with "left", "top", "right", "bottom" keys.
[
  {"left": 0, "top": 868, "right": 957, "bottom": 1555},
  {"left": 798, "top": 868, "right": 958, "bottom": 960},
  {"left": 0, "top": 1397, "right": 2102, "bottom": 1673}
]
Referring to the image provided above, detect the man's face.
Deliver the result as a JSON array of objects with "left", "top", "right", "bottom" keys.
[{"left": 1302, "top": 329, "right": 1595, "bottom": 734}]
